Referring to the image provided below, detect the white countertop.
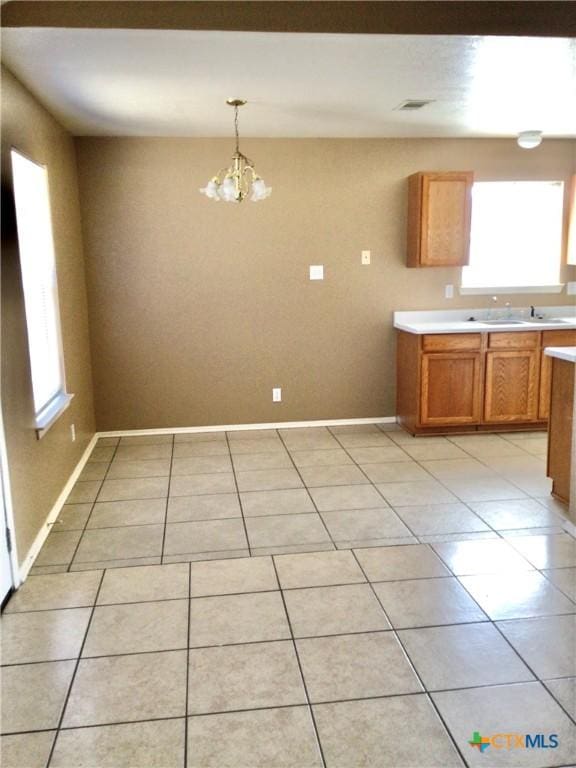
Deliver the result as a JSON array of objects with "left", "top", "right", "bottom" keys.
[
  {"left": 545, "top": 346, "right": 576, "bottom": 363},
  {"left": 394, "top": 306, "right": 576, "bottom": 335}
]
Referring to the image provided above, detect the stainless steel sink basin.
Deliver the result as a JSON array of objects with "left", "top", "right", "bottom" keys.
[{"left": 480, "top": 320, "right": 526, "bottom": 325}]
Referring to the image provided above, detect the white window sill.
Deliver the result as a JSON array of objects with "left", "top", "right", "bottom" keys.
[
  {"left": 35, "top": 392, "right": 74, "bottom": 439},
  {"left": 459, "top": 284, "right": 565, "bottom": 296}
]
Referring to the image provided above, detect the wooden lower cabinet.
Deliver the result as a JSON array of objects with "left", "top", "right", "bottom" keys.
[
  {"left": 484, "top": 349, "right": 539, "bottom": 423},
  {"left": 538, "top": 331, "right": 576, "bottom": 419},
  {"left": 547, "top": 357, "right": 574, "bottom": 505},
  {"left": 421, "top": 352, "right": 482, "bottom": 425}
]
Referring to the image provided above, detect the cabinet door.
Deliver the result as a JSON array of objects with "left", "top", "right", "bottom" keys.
[
  {"left": 420, "top": 352, "right": 482, "bottom": 425},
  {"left": 484, "top": 350, "right": 539, "bottom": 423},
  {"left": 420, "top": 172, "right": 473, "bottom": 267}
]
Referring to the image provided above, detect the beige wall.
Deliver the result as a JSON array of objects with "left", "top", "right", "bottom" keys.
[
  {"left": 1, "top": 67, "right": 95, "bottom": 566},
  {"left": 75, "top": 136, "right": 576, "bottom": 431}
]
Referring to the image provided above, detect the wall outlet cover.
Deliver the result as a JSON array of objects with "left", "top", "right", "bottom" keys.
[
  {"left": 272, "top": 388, "right": 282, "bottom": 402},
  {"left": 567, "top": 282, "right": 576, "bottom": 295},
  {"left": 444, "top": 284, "right": 454, "bottom": 299},
  {"left": 361, "top": 250, "right": 371, "bottom": 265},
  {"left": 309, "top": 265, "right": 324, "bottom": 280}
]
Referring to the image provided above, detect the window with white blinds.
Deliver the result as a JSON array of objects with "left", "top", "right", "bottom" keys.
[{"left": 11, "top": 150, "right": 71, "bottom": 433}]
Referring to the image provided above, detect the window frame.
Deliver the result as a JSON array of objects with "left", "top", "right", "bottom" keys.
[
  {"left": 460, "top": 179, "right": 566, "bottom": 295},
  {"left": 10, "top": 147, "right": 73, "bottom": 439}
]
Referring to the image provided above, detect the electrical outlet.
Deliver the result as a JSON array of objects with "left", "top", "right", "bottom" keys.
[
  {"left": 361, "top": 250, "right": 371, "bottom": 265},
  {"left": 445, "top": 284, "right": 454, "bottom": 299},
  {"left": 567, "top": 282, "right": 576, "bottom": 296},
  {"left": 70, "top": 423, "right": 76, "bottom": 442},
  {"left": 272, "top": 388, "right": 282, "bottom": 403},
  {"left": 309, "top": 265, "right": 324, "bottom": 281}
]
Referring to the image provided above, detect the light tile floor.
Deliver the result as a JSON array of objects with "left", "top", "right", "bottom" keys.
[{"left": 2, "top": 424, "right": 576, "bottom": 767}]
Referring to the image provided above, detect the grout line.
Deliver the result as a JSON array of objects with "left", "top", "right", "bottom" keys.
[
  {"left": 183, "top": 562, "right": 191, "bottom": 768},
  {"left": 348, "top": 548, "right": 470, "bottom": 768},
  {"left": 224, "top": 432, "right": 252, "bottom": 557},
  {"left": 45, "top": 569, "right": 107, "bottom": 767},
  {"left": 160, "top": 435, "right": 176, "bottom": 563},
  {"left": 270, "top": 556, "right": 327, "bottom": 768}
]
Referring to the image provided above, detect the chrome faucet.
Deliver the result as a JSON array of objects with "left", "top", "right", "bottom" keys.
[{"left": 530, "top": 305, "right": 536, "bottom": 318}]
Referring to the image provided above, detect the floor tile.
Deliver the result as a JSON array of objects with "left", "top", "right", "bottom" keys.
[
  {"left": 34, "top": 530, "right": 82, "bottom": 566},
  {"left": 373, "top": 577, "right": 487, "bottom": 628},
  {"left": 97, "top": 477, "right": 169, "bottom": 502},
  {"left": 309, "top": 484, "right": 385, "bottom": 511},
  {"left": 500, "top": 525, "right": 566, "bottom": 539},
  {"left": 432, "top": 682, "right": 576, "bottom": 768},
  {"left": 299, "top": 464, "right": 369, "bottom": 487},
  {"left": 54, "top": 503, "right": 92, "bottom": 530},
  {"left": 432, "top": 538, "right": 533, "bottom": 575},
  {"left": 1, "top": 608, "right": 91, "bottom": 664},
  {"left": 281, "top": 433, "right": 341, "bottom": 450},
  {"left": 376, "top": 480, "right": 458, "bottom": 506},
  {"left": 171, "top": 456, "right": 233, "bottom": 476},
  {"left": 252, "top": 542, "right": 335, "bottom": 556},
  {"left": 97, "top": 563, "right": 189, "bottom": 604},
  {"left": 231, "top": 452, "right": 292, "bottom": 471},
  {"left": 189, "top": 556, "right": 277, "bottom": 597},
  {"left": 330, "top": 423, "right": 384, "bottom": 434},
  {"left": 79, "top": 462, "right": 109, "bottom": 481},
  {"left": 1, "top": 660, "right": 75, "bottom": 733},
  {"left": 418, "top": 531, "right": 499, "bottom": 544},
  {"left": 70, "top": 556, "right": 161, "bottom": 571},
  {"left": 507, "top": 533, "right": 576, "bottom": 569},
  {"left": 313, "top": 695, "right": 463, "bottom": 768},
  {"left": 542, "top": 567, "right": 576, "bottom": 601},
  {"left": 459, "top": 571, "right": 576, "bottom": 620},
  {"left": 400, "top": 442, "right": 469, "bottom": 461},
  {"left": 87, "top": 498, "right": 166, "bottom": 528},
  {"left": 164, "top": 520, "right": 247, "bottom": 555},
  {"left": 346, "top": 446, "right": 409, "bottom": 464},
  {"left": 361, "top": 461, "right": 430, "bottom": 483},
  {"left": 170, "top": 473, "right": 236, "bottom": 496},
  {"left": 245, "top": 513, "right": 330, "bottom": 548},
  {"left": 67, "top": 481, "right": 102, "bottom": 504},
  {"left": 321, "top": 507, "right": 412, "bottom": 540},
  {"left": 441, "top": 477, "right": 526, "bottom": 502},
  {"left": 235, "top": 468, "right": 303, "bottom": 492},
  {"left": 0, "top": 731, "right": 55, "bottom": 768},
  {"left": 106, "top": 459, "right": 171, "bottom": 479},
  {"left": 274, "top": 550, "right": 366, "bottom": 589},
  {"left": 119, "top": 434, "right": 173, "bottom": 445},
  {"left": 51, "top": 719, "right": 185, "bottom": 768},
  {"left": 173, "top": 440, "right": 229, "bottom": 457},
  {"left": 62, "top": 650, "right": 187, "bottom": 727},
  {"left": 83, "top": 599, "right": 188, "bottom": 656},
  {"left": 297, "top": 632, "right": 422, "bottom": 702},
  {"left": 187, "top": 706, "right": 323, "bottom": 768},
  {"left": 88, "top": 446, "right": 116, "bottom": 462},
  {"left": 399, "top": 622, "right": 534, "bottom": 690},
  {"left": 189, "top": 591, "right": 290, "bottom": 647},
  {"left": 335, "top": 433, "right": 396, "bottom": 448},
  {"left": 188, "top": 640, "right": 306, "bottom": 714},
  {"left": 163, "top": 550, "right": 249, "bottom": 563},
  {"left": 290, "top": 449, "right": 352, "bottom": 467},
  {"left": 448, "top": 435, "right": 526, "bottom": 458},
  {"left": 175, "top": 431, "right": 226, "bottom": 443},
  {"left": 468, "top": 498, "right": 565, "bottom": 530},
  {"left": 496, "top": 615, "right": 576, "bottom": 678},
  {"left": 167, "top": 493, "right": 241, "bottom": 522},
  {"left": 240, "top": 488, "right": 315, "bottom": 517},
  {"left": 114, "top": 444, "right": 172, "bottom": 460},
  {"left": 229, "top": 438, "right": 285, "bottom": 454},
  {"left": 420, "top": 459, "right": 495, "bottom": 481},
  {"left": 228, "top": 429, "right": 279, "bottom": 440},
  {"left": 354, "top": 543, "right": 450, "bottom": 581},
  {"left": 543, "top": 677, "right": 576, "bottom": 719},
  {"left": 336, "top": 536, "right": 418, "bottom": 549},
  {"left": 73, "top": 525, "right": 163, "bottom": 563},
  {"left": 96, "top": 437, "right": 120, "bottom": 446},
  {"left": 284, "top": 583, "right": 390, "bottom": 637},
  {"left": 394, "top": 503, "right": 490, "bottom": 535},
  {"left": 4, "top": 570, "right": 101, "bottom": 613}
]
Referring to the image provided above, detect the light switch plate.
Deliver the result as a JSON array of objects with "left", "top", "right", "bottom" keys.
[
  {"left": 567, "top": 282, "right": 576, "bottom": 295},
  {"left": 309, "top": 265, "right": 324, "bottom": 280},
  {"left": 272, "top": 387, "right": 282, "bottom": 402},
  {"left": 361, "top": 250, "right": 371, "bottom": 265},
  {"left": 445, "top": 284, "right": 454, "bottom": 299}
]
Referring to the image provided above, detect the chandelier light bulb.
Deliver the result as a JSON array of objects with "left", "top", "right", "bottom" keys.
[
  {"left": 200, "top": 100, "right": 271, "bottom": 203},
  {"left": 517, "top": 130, "right": 543, "bottom": 149}
]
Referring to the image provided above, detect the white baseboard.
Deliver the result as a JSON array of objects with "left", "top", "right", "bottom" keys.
[
  {"left": 19, "top": 434, "right": 98, "bottom": 581},
  {"left": 97, "top": 416, "right": 397, "bottom": 438}
]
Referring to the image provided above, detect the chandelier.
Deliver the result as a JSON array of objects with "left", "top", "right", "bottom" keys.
[{"left": 200, "top": 99, "right": 272, "bottom": 203}]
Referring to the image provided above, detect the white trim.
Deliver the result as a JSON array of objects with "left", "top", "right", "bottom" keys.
[
  {"left": 0, "top": 406, "right": 21, "bottom": 591},
  {"left": 97, "top": 416, "right": 396, "bottom": 438},
  {"left": 459, "top": 285, "right": 564, "bottom": 296},
  {"left": 19, "top": 433, "right": 98, "bottom": 581}
]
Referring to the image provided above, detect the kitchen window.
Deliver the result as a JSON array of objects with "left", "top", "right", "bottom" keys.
[
  {"left": 11, "top": 149, "right": 72, "bottom": 436},
  {"left": 461, "top": 180, "right": 564, "bottom": 293}
]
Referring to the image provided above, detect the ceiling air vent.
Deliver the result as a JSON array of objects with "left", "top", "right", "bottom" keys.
[{"left": 395, "top": 100, "right": 434, "bottom": 111}]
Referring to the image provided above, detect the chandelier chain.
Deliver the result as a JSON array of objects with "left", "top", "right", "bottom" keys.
[{"left": 234, "top": 105, "right": 240, "bottom": 154}]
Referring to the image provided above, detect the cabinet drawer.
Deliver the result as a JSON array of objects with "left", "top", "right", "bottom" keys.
[
  {"left": 422, "top": 333, "right": 481, "bottom": 352},
  {"left": 488, "top": 332, "right": 539, "bottom": 350},
  {"left": 542, "top": 329, "right": 576, "bottom": 347}
]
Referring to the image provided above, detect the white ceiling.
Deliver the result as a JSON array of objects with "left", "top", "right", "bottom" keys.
[{"left": 2, "top": 28, "right": 575, "bottom": 138}]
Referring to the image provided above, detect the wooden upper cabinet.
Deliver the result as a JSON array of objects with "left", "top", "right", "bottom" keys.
[{"left": 407, "top": 171, "right": 474, "bottom": 267}]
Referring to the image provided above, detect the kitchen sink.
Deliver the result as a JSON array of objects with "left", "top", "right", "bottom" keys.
[{"left": 480, "top": 319, "right": 526, "bottom": 325}]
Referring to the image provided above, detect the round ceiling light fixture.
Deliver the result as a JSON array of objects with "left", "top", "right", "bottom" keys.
[{"left": 517, "top": 130, "right": 543, "bottom": 149}]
